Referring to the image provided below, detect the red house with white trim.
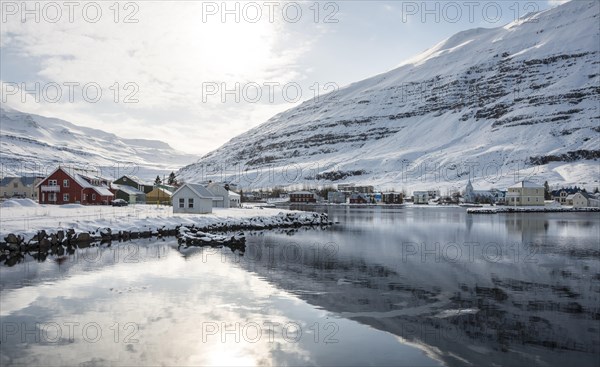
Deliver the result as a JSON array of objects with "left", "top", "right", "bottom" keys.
[{"left": 36, "top": 167, "right": 114, "bottom": 205}]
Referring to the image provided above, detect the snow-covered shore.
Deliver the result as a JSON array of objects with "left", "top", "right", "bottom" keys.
[{"left": 0, "top": 199, "right": 330, "bottom": 243}]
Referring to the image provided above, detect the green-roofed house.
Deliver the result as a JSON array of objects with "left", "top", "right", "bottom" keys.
[{"left": 113, "top": 175, "right": 153, "bottom": 194}]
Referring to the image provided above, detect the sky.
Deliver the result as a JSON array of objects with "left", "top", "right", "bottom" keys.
[{"left": 1, "top": 0, "right": 564, "bottom": 156}]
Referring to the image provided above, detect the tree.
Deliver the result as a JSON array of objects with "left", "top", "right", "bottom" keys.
[
  {"left": 167, "top": 172, "right": 177, "bottom": 185},
  {"left": 544, "top": 181, "right": 551, "bottom": 200},
  {"left": 154, "top": 175, "right": 162, "bottom": 185},
  {"left": 451, "top": 191, "right": 462, "bottom": 204},
  {"left": 239, "top": 189, "right": 244, "bottom": 203},
  {"left": 594, "top": 187, "right": 599, "bottom": 194}
]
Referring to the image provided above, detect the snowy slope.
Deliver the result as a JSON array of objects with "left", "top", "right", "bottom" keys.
[
  {"left": 179, "top": 0, "right": 600, "bottom": 192},
  {"left": 0, "top": 106, "right": 195, "bottom": 180}
]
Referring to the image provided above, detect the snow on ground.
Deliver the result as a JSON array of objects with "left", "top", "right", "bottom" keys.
[{"left": 0, "top": 200, "right": 299, "bottom": 241}]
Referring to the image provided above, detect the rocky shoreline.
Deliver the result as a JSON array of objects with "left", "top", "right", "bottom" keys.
[{"left": 0, "top": 212, "right": 332, "bottom": 266}]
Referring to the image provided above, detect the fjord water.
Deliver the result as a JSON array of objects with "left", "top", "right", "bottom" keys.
[{"left": 0, "top": 207, "right": 598, "bottom": 366}]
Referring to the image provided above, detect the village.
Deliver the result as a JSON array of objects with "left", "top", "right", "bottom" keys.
[{"left": 1, "top": 166, "right": 599, "bottom": 212}]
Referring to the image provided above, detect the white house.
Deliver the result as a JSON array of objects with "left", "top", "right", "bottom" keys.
[
  {"left": 172, "top": 183, "right": 216, "bottom": 214},
  {"left": 207, "top": 182, "right": 240, "bottom": 208},
  {"left": 506, "top": 180, "right": 544, "bottom": 206},
  {"left": 413, "top": 191, "right": 429, "bottom": 204},
  {"left": 571, "top": 192, "right": 591, "bottom": 208}
]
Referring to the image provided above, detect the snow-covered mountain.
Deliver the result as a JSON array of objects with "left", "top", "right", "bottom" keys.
[
  {"left": 179, "top": 0, "right": 600, "bottom": 192},
  {"left": 0, "top": 106, "right": 195, "bottom": 180}
]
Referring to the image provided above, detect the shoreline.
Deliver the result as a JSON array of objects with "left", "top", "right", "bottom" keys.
[
  {"left": 467, "top": 207, "right": 600, "bottom": 214},
  {"left": 0, "top": 210, "right": 332, "bottom": 265}
]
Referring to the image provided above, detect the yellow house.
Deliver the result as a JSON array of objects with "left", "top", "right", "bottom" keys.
[
  {"left": 0, "top": 176, "right": 44, "bottom": 201},
  {"left": 145, "top": 186, "right": 174, "bottom": 205},
  {"left": 506, "top": 180, "right": 544, "bottom": 206}
]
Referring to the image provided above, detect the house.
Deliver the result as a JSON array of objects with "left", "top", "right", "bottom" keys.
[
  {"left": 146, "top": 186, "right": 174, "bottom": 205},
  {"left": 506, "top": 180, "right": 544, "bottom": 206},
  {"left": 206, "top": 182, "right": 241, "bottom": 208},
  {"left": 172, "top": 183, "right": 216, "bottom": 214},
  {"left": 327, "top": 191, "right": 347, "bottom": 204},
  {"left": 36, "top": 167, "right": 113, "bottom": 205},
  {"left": 382, "top": 192, "right": 403, "bottom": 204},
  {"left": 0, "top": 176, "right": 44, "bottom": 200},
  {"left": 349, "top": 193, "right": 368, "bottom": 204},
  {"left": 464, "top": 180, "right": 505, "bottom": 204},
  {"left": 113, "top": 175, "right": 153, "bottom": 194},
  {"left": 110, "top": 183, "right": 146, "bottom": 204},
  {"left": 413, "top": 191, "right": 429, "bottom": 204},
  {"left": 571, "top": 192, "right": 591, "bottom": 208},
  {"left": 337, "top": 184, "right": 374, "bottom": 194},
  {"left": 289, "top": 191, "right": 317, "bottom": 203}
]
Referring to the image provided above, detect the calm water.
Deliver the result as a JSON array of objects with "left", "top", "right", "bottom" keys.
[{"left": 1, "top": 207, "right": 599, "bottom": 366}]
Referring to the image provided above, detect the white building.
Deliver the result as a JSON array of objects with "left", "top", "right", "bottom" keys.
[
  {"left": 172, "top": 183, "right": 216, "bottom": 214},
  {"left": 0, "top": 176, "right": 43, "bottom": 200},
  {"left": 506, "top": 180, "right": 544, "bottom": 206},
  {"left": 413, "top": 191, "right": 429, "bottom": 204},
  {"left": 207, "top": 182, "right": 241, "bottom": 208},
  {"left": 571, "top": 192, "right": 591, "bottom": 208}
]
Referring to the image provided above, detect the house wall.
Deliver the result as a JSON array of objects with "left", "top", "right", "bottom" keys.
[
  {"left": 572, "top": 193, "right": 588, "bottom": 208},
  {"left": 38, "top": 169, "right": 84, "bottom": 204},
  {"left": 207, "top": 184, "right": 231, "bottom": 208},
  {"left": 146, "top": 189, "right": 172, "bottom": 204},
  {"left": 172, "top": 186, "right": 212, "bottom": 214},
  {"left": 290, "top": 194, "right": 316, "bottom": 203},
  {"left": 83, "top": 188, "right": 112, "bottom": 205},
  {"left": 1, "top": 178, "right": 41, "bottom": 200},
  {"left": 506, "top": 187, "right": 544, "bottom": 206}
]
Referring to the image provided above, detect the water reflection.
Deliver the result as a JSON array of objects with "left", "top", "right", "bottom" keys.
[
  {"left": 238, "top": 207, "right": 600, "bottom": 367},
  {"left": 1, "top": 207, "right": 598, "bottom": 366},
  {"left": 0, "top": 236, "right": 442, "bottom": 367}
]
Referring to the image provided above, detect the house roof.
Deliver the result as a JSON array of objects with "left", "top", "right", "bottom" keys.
[
  {"left": 111, "top": 183, "right": 145, "bottom": 195},
  {"left": 92, "top": 186, "right": 114, "bottom": 197},
  {"left": 1, "top": 176, "right": 43, "bottom": 187},
  {"left": 119, "top": 175, "right": 151, "bottom": 186},
  {"left": 551, "top": 188, "right": 579, "bottom": 196},
  {"left": 508, "top": 180, "right": 543, "bottom": 189},
  {"left": 173, "top": 183, "right": 217, "bottom": 199},
  {"left": 148, "top": 187, "right": 173, "bottom": 196},
  {"left": 291, "top": 191, "right": 315, "bottom": 195},
  {"left": 35, "top": 167, "right": 112, "bottom": 195}
]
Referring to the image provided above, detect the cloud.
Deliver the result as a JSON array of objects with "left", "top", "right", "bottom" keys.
[{"left": 0, "top": 2, "right": 315, "bottom": 155}]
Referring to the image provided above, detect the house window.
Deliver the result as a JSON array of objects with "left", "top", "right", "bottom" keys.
[
  {"left": 63, "top": 193, "right": 69, "bottom": 201},
  {"left": 13, "top": 182, "right": 18, "bottom": 188},
  {"left": 179, "top": 198, "right": 185, "bottom": 208},
  {"left": 63, "top": 179, "right": 69, "bottom": 187},
  {"left": 49, "top": 193, "right": 57, "bottom": 202},
  {"left": 49, "top": 179, "right": 57, "bottom": 186},
  {"left": 188, "top": 198, "right": 194, "bottom": 208},
  {"left": 92, "top": 194, "right": 96, "bottom": 200}
]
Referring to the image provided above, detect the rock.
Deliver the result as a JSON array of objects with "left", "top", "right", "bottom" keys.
[
  {"left": 76, "top": 232, "right": 91, "bottom": 242},
  {"left": 5, "top": 234, "right": 20, "bottom": 244}
]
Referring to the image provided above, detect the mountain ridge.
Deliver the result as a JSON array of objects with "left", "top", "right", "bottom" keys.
[{"left": 0, "top": 106, "right": 195, "bottom": 180}]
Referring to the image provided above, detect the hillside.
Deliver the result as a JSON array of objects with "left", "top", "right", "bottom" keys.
[{"left": 179, "top": 0, "right": 600, "bottom": 192}]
